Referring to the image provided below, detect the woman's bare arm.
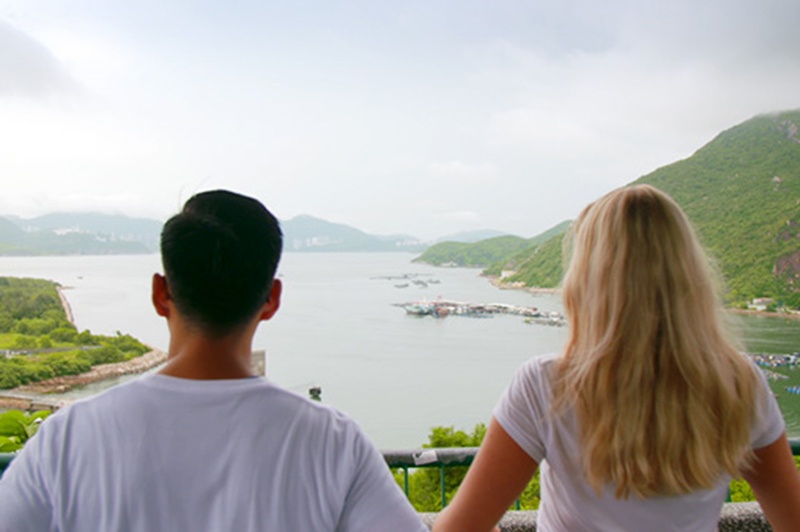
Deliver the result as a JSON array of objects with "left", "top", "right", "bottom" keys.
[
  {"left": 741, "top": 432, "right": 800, "bottom": 532},
  {"left": 432, "top": 417, "right": 538, "bottom": 532}
]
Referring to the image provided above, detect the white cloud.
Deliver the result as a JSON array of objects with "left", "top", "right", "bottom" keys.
[
  {"left": 0, "top": 1, "right": 799, "bottom": 241},
  {"left": 0, "top": 19, "right": 78, "bottom": 99},
  {"left": 438, "top": 211, "right": 482, "bottom": 223},
  {"left": 427, "top": 161, "right": 498, "bottom": 184}
]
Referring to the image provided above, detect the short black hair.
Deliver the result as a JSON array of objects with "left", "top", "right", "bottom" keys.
[{"left": 160, "top": 190, "right": 282, "bottom": 335}]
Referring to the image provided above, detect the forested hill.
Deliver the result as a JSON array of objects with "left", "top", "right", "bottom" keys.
[
  {"left": 412, "top": 235, "right": 530, "bottom": 267},
  {"left": 496, "top": 109, "right": 800, "bottom": 308},
  {"left": 414, "top": 221, "right": 571, "bottom": 267}
]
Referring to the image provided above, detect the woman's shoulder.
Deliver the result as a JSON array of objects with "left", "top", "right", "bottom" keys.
[
  {"left": 519, "top": 352, "right": 561, "bottom": 377},
  {"left": 506, "top": 353, "right": 562, "bottom": 398}
]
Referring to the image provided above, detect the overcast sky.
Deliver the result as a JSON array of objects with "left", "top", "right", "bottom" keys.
[{"left": 1, "top": 0, "right": 799, "bottom": 240}]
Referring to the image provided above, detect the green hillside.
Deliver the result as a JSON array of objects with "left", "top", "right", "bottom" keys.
[
  {"left": 487, "top": 233, "right": 566, "bottom": 287},
  {"left": 413, "top": 235, "right": 530, "bottom": 267},
  {"left": 482, "top": 221, "right": 572, "bottom": 276},
  {"left": 414, "top": 221, "right": 572, "bottom": 268},
  {"left": 498, "top": 110, "right": 800, "bottom": 308},
  {"left": 0, "top": 277, "right": 150, "bottom": 389}
]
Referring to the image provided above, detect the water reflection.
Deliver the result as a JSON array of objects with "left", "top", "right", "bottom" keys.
[{"left": 736, "top": 312, "right": 800, "bottom": 354}]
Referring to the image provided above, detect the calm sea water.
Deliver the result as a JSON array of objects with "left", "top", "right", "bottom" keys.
[{"left": 1, "top": 253, "right": 798, "bottom": 446}]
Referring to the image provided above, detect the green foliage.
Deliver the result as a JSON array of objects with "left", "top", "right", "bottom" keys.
[
  {"left": 0, "top": 278, "right": 63, "bottom": 321},
  {"left": 11, "top": 335, "right": 38, "bottom": 350},
  {"left": 424, "top": 425, "right": 487, "bottom": 448},
  {"left": 416, "top": 221, "right": 574, "bottom": 271},
  {"left": 493, "top": 111, "right": 800, "bottom": 305},
  {"left": 483, "top": 221, "right": 572, "bottom": 277},
  {"left": 727, "top": 478, "right": 755, "bottom": 502},
  {"left": 728, "top": 457, "right": 800, "bottom": 502},
  {"left": 38, "top": 351, "right": 92, "bottom": 376},
  {"left": 414, "top": 236, "right": 532, "bottom": 268},
  {"left": 0, "top": 312, "right": 13, "bottom": 333},
  {"left": 98, "top": 332, "right": 149, "bottom": 358},
  {"left": 500, "top": 233, "right": 566, "bottom": 288},
  {"left": 636, "top": 111, "right": 800, "bottom": 307},
  {"left": 48, "top": 327, "right": 77, "bottom": 343},
  {"left": 0, "top": 409, "right": 50, "bottom": 452},
  {"left": 0, "top": 277, "right": 150, "bottom": 389},
  {"left": 398, "top": 424, "right": 541, "bottom": 512},
  {"left": 85, "top": 346, "right": 126, "bottom": 365},
  {"left": 76, "top": 329, "right": 100, "bottom": 346}
]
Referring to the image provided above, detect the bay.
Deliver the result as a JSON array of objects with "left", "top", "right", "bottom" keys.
[{"left": 1, "top": 253, "right": 798, "bottom": 446}]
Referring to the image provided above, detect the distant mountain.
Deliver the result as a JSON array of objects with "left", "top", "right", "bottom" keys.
[
  {"left": 280, "top": 215, "right": 424, "bottom": 252},
  {"left": 0, "top": 211, "right": 428, "bottom": 255},
  {"left": 433, "top": 229, "right": 510, "bottom": 244},
  {"left": 0, "top": 218, "right": 25, "bottom": 254},
  {"left": 17, "top": 213, "right": 162, "bottom": 241},
  {"left": 414, "top": 221, "right": 571, "bottom": 268},
  {"left": 496, "top": 110, "right": 800, "bottom": 308},
  {"left": 0, "top": 213, "right": 159, "bottom": 256},
  {"left": 414, "top": 235, "right": 529, "bottom": 267}
]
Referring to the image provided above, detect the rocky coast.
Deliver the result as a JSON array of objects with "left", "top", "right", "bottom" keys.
[
  {"left": 486, "top": 275, "right": 560, "bottom": 294},
  {"left": 0, "top": 349, "right": 166, "bottom": 410}
]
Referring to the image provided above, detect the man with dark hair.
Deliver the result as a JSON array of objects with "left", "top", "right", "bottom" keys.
[{"left": 0, "top": 190, "right": 426, "bottom": 531}]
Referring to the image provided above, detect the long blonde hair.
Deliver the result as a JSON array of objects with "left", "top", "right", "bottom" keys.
[{"left": 554, "top": 184, "right": 757, "bottom": 499}]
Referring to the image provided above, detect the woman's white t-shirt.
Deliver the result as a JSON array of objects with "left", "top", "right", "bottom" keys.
[{"left": 493, "top": 353, "right": 785, "bottom": 532}]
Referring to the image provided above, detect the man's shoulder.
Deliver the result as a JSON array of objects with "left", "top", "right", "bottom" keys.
[{"left": 46, "top": 374, "right": 366, "bottom": 444}]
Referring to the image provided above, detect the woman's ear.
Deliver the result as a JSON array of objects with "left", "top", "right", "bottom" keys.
[{"left": 259, "top": 279, "right": 282, "bottom": 321}]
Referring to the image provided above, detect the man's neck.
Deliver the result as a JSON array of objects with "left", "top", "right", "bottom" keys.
[{"left": 159, "top": 320, "right": 259, "bottom": 380}]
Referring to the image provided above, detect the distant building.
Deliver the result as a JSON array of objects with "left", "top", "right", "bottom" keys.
[{"left": 748, "top": 297, "right": 775, "bottom": 311}]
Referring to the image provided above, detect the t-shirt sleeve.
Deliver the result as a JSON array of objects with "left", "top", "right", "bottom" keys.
[
  {"left": 492, "top": 357, "right": 550, "bottom": 463},
  {"left": 335, "top": 427, "right": 427, "bottom": 532},
  {"left": 750, "top": 363, "right": 787, "bottom": 450},
  {"left": 0, "top": 422, "right": 54, "bottom": 532}
]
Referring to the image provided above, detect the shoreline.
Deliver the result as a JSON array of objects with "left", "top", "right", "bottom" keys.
[
  {"left": 0, "top": 285, "right": 166, "bottom": 410},
  {"left": 486, "top": 275, "right": 561, "bottom": 295},
  {"left": 0, "top": 349, "right": 167, "bottom": 410},
  {"left": 12, "top": 348, "right": 167, "bottom": 395},
  {"left": 56, "top": 285, "right": 75, "bottom": 325},
  {"left": 487, "top": 276, "right": 800, "bottom": 319}
]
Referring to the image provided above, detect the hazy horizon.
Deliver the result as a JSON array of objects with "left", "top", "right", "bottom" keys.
[{"left": 1, "top": 209, "right": 532, "bottom": 243}]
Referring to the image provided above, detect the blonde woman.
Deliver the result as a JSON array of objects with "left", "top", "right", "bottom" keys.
[{"left": 433, "top": 185, "right": 800, "bottom": 531}]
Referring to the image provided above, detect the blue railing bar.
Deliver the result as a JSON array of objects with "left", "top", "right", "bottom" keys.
[
  {"left": 0, "top": 452, "right": 13, "bottom": 474},
  {"left": 440, "top": 465, "right": 446, "bottom": 508}
]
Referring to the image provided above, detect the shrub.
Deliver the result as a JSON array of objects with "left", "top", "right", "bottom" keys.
[
  {"left": 86, "top": 346, "right": 126, "bottom": 365},
  {"left": 48, "top": 327, "right": 77, "bottom": 343},
  {"left": 0, "top": 410, "right": 50, "bottom": 452}
]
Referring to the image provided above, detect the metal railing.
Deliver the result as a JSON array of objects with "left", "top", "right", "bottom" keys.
[
  {"left": 0, "top": 453, "right": 12, "bottom": 474},
  {"left": 383, "top": 447, "right": 478, "bottom": 509},
  {"left": 384, "top": 438, "right": 800, "bottom": 510},
  {"left": 3, "top": 439, "right": 800, "bottom": 505}
]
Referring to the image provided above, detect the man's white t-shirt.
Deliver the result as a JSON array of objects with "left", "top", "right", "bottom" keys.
[
  {"left": 494, "top": 353, "right": 786, "bottom": 532},
  {"left": 0, "top": 374, "right": 426, "bottom": 532}
]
